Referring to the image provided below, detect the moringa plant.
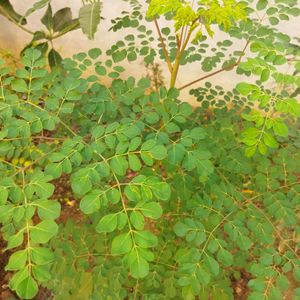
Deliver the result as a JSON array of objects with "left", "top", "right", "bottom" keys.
[
  {"left": 0, "top": 47, "right": 299, "bottom": 299},
  {"left": 0, "top": 1, "right": 299, "bottom": 299}
]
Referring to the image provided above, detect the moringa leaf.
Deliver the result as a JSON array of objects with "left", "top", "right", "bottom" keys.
[
  {"left": 53, "top": 7, "right": 80, "bottom": 34},
  {"left": 15, "top": 276, "right": 38, "bottom": 299}
]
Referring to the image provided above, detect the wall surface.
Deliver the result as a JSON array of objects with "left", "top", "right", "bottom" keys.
[{"left": 0, "top": 1, "right": 299, "bottom": 104}]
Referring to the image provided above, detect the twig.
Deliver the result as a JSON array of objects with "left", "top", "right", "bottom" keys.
[
  {"left": 179, "top": 39, "right": 250, "bottom": 90},
  {"left": 153, "top": 17, "right": 173, "bottom": 73},
  {"left": 0, "top": 8, "right": 34, "bottom": 35}
]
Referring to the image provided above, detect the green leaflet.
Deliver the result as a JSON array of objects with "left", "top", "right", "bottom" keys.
[
  {"left": 30, "top": 220, "right": 58, "bottom": 244},
  {"left": 96, "top": 213, "right": 118, "bottom": 233},
  {"left": 16, "top": 276, "right": 38, "bottom": 299},
  {"left": 5, "top": 250, "right": 28, "bottom": 271},
  {"left": 129, "top": 210, "right": 145, "bottom": 230},
  {"left": 0, "top": 0, "right": 27, "bottom": 25},
  {"left": 140, "top": 202, "right": 162, "bottom": 220},
  {"left": 111, "top": 233, "right": 133, "bottom": 255},
  {"left": 31, "top": 247, "right": 55, "bottom": 265},
  {"left": 134, "top": 230, "right": 158, "bottom": 248},
  {"left": 128, "top": 249, "right": 149, "bottom": 279}
]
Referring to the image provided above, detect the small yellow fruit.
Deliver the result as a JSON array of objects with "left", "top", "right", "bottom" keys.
[
  {"left": 11, "top": 158, "right": 19, "bottom": 165},
  {"left": 242, "top": 189, "right": 254, "bottom": 195},
  {"left": 24, "top": 161, "right": 32, "bottom": 167},
  {"left": 66, "top": 200, "right": 75, "bottom": 207},
  {"left": 19, "top": 157, "right": 25, "bottom": 165}
]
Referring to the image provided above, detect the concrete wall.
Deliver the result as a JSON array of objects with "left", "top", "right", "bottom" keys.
[{"left": 0, "top": 1, "right": 299, "bottom": 104}]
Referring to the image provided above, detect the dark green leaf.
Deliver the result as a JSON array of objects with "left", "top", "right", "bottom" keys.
[
  {"left": 41, "top": 4, "right": 53, "bottom": 30},
  {"left": 48, "top": 48, "right": 62, "bottom": 69}
]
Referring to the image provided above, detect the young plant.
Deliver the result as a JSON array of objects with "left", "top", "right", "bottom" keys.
[{"left": 0, "top": 1, "right": 299, "bottom": 299}]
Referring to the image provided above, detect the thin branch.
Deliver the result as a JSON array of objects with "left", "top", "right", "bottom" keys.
[
  {"left": 179, "top": 16, "right": 199, "bottom": 54},
  {"left": 181, "top": 25, "right": 189, "bottom": 52},
  {"left": 170, "top": 26, "right": 196, "bottom": 88},
  {"left": 179, "top": 28, "right": 193, "bottom": 55},
  {"left": 133, "top": 280, "right": 139, "bottom": 300},
  {"left": 153, "top": 17, "right": 173, "bottom": 73},
  {"left": 178, "top": 26, "right": 185, "bottom": 49},
  {"left": 179, "top": 39, "right": 250, "bottom": 90},
  {"left": 0, "top": 8, "right": 34, "bottom": 35}
]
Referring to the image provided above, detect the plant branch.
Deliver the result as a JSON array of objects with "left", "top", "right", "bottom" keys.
[
  {"left": 0, "top": 8, "right": 34, "bottom": 35},
  {"left": 179, "top": 39, "right": 250, "bottom": 90},
  {"left": 179, "top": 28, "right": 193, "bottom": 54},
  {"left": 153, "top": 17, "right": 173, "bottom": 73},
  {"left": 178, "top": 26, "right": 185, "bottom": 49},
  {"left": 170, "top": 26, "right": 197, "bottom": 88}
]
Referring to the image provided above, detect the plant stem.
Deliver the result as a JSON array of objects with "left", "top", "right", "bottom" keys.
[
  {"left": 170, "top": 29, "right": 193, "bottom": 88},
  {"left": 22, "top": 171, "right": 32, "bottom": 274},
  {"left": 153, "top": 17, "right": 173, "bottom": 74},
  {"left": 179, "top": 65, "right": 237, "bottom": 90},
  {"left": 0, "top": 8, "right": 34, "bottom": 35},
  {"left": 170, "top": 58, "right": 180, "bottom": 88},
  {"left": 179, "top": 39, "right": 250, "bottom": 90}
]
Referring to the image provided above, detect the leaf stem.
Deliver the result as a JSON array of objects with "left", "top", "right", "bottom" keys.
[
  {"left": 22, "top": 171, "right": 32, "bottom": 274},
  {"left": 0, "top": 8, "right": 34, "bottom": 35},
  {"left": 179, "top": 39, "right": 250, "bottom": 90}
]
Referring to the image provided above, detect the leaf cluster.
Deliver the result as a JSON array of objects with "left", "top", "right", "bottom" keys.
[
  {"left": 0, "top": 0, "right": 300, "bottom": 299},
  {"left": 0, "top": 46, "right": 299, "bottom": 299}
]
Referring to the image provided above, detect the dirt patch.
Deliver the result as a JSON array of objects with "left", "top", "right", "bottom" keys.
[
  {"left": 0, "top": 236, "right": 13, "bottom": 300},
  {"left": 231, "top": 269, "right": 252, "bottom": 300},
  {"left": 51, "top": 174, "right": 83, "bottom": 224},
  {"left": 284, "top": 271, "right": 299, "bottom": 300}
]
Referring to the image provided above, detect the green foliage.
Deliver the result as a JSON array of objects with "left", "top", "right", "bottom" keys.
[
  {"left": 0, "top": 46, "right": 299, "bottom": 299},
  {"left": 105, "top": 0, "right": 300, "bottom": 144},
  {"left": 146, "top": 0, "right": 246, "bottom": 34}
]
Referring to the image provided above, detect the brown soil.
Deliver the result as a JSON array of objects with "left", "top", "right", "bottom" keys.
[
  {"left": 51, "top": 174, "right": 84, "bottom": 224},
  {"left": 0, "top": 237, "right": 13, "bottom": 300},
  {"left": 231, "top": 269, "right": 252, "bottom": 300}
]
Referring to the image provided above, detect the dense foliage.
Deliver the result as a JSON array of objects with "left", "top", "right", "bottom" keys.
[
  {"left": 0, "top": 0, "right": 300, "bottom": 299},
  {"left": 108, "top": 0, "right": 300, "bottom": 157}
]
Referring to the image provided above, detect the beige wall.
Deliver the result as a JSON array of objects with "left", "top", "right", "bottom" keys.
[{"left": 0, "top": 1, "right": 299, "bottom": 104}]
